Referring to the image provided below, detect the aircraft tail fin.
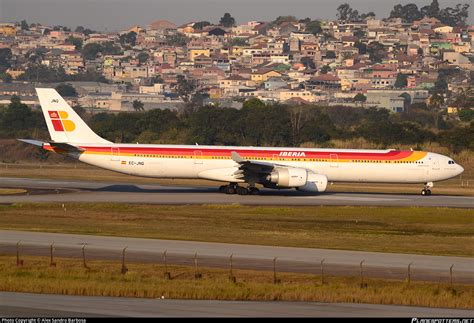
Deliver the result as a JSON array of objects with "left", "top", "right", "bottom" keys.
[{"left": 35, "top": 88, "right": 111, "bottom": 144}]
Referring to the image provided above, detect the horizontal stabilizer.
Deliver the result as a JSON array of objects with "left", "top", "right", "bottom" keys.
[
  {"left": 49, "top": 142, "right": 85, "bottom": 152},
  {"left": 17, "top": 139, "right": 44, "bottom": 147}
]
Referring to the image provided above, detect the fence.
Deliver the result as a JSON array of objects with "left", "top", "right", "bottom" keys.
[{"left": 1, "top": 241, "right": 470, "bottom": 286}]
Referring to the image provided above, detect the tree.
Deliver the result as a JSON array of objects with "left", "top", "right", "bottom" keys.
[
  {"left": 458, "top": 109, "right": 474, "bottom": 122},
  {"left": 305, "top": 20, "right": 322, "bottom": 35},
  {"left": 193, "top": 21, "right": 211, "bottom": 30},
  {"left": 336, "top": 3, "right": 360, "bottom": 22},
  {"left": 0, "top": 48, "right": 12, "bottom": 70},
  {"left": 301, "top": 57, "right": 315, "bottom": 69},
  {"left": 243, "top": 98, "right": 265, "bottom": 109},
  {"left": 55, "top": 83, "right": 78, "bottom": 97},
  {"left": 82, "top": 43, "right": 102, "bottom": 60},
  {"left": 438, "top": 4, "right": 470, "bottom": 26},
  {"left": 389, "top": 4, "right": 423, "bottom": 23},
  {"left": 325, "top": 51, "right": 336, "bottom": 59},
  {"left": 176, "top": 75, "right": 196, "bottom": 103},
  {"left": 394, "top": 73, "right": 408, "bottom": 88},
  {"left": 354, "top": 93, "right": 367, "bottom": 103},
  {"left": 165, "top": 34, "right": 188, "bottom": 47},
  {"left": 132, "top": 100, "right": 144, "bottom": 112},
  {"left": 420, "top": 0, "right": 440, "bottom": 18},
  {"left": 320, "top": 65, "right": 331, "bottom": 74},
  {"left": 66, "top": 36, "right": 83, "bottom": 50},
  {"left": 0, "top": 73, "right": 12, "bottom": 83},
  {"left": 119, "top": 31, "right": 137, "bottom": 47},
  {"left": 226, "top": 38, "right": 249, "bottom": 47},
  {"left": 21, "top": 20, "right": 29, "bottom": 31},
  {"left": 367, "top": 42, "right": 385, "bottom": 63},
  {"left": 219, "top": 13, "right": 235, "bottom": 27},
  {"left": 75, "top": 26, "right": 85, "bottom": 33},
  {"left": 354, "top": 41, "right": 367, "bottom": 54},
  {"left": 137, "top": 52, "right": 149, "bottom": 64}
]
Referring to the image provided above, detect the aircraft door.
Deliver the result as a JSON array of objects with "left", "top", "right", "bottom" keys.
[
  {"left": 194, "top": 150, "right": 203, "bottom": 164},
  {"left": 111, "top": 147, "right": 120, "bottom": 161},
  {"left": 330, "top": 154, "right": 339, "bottom": 168}
]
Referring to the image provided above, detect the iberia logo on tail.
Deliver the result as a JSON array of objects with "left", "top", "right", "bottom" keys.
[{"left": 48, "top": 110, "right": 76, "bottom": 132}]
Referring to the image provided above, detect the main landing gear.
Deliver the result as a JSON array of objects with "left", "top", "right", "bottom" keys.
[
  {"left": 218, "top": 183, "right": 260, "bottom": 195},
  {"left": 421, "top": 182, "right": 433, "bottom": 196}
]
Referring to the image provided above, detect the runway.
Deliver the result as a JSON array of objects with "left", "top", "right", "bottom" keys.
[
  {"left": 2, "top": 292, "right": 473, "bottom": 317},
  {"left": 1, "top": 177, "right": 473, "bottom": 207},
  {"left": 1, "top": 230, "right": 473, "bottom": 283}
]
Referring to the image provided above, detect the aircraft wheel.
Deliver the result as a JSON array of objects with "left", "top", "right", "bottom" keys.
[
  {"left": 218, "top": 185, "right": 227, "bottom": 193},
  {"left": 421, "top": 189, "right": 427, "bottom": 196},
  {"left": 225, "top": 185, "right": 237, "bottom": 195},
  {"left": 249, "top": 187, "right": 260, "bottom": 195},
  {"left": 426, "top": 189, "right": 432, "bottom": 196},
  {"left": 236, "top": 186, "right": 249, "bottom": 195}
]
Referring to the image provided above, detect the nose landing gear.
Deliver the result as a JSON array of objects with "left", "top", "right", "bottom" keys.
[{"left": 421, "top": 182, "right": 433, "bottom": 196}]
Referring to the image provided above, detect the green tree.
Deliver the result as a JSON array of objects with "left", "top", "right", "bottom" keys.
[
  {"left": 243, "top": 98, "right": 265, "bottom": 109},
  {"left": 193, "top": 21, "right": 211, "bottom": 30},
  {"left": 66, "top": 36, "right": 83, "bottom": 50},
  {"left": 82, "top": 43, "right": 102, "bottom": 60},
  {"left": 21, "top": 20, "right": 29, "bottom": 30},
  {"left": 132, "top": 100, "right": 144, "bottom": 112},
  {"left": 0, "top": 48, "right": 12, "bottom": 70},
  {"left": 421, "top": 0, "right": 440, "bottom": 18},
  {"left": 354, "top": 41, "right": 367, "bottom": 54},
  {"left": 219, "top": 13, "right": 236, "bottom": 27},
  {"left": 165, "top": 34, "right": 188, "bottom": 47},
  {"left": 226, "top": 38, "right": 249, "bottom": 47},
  {"left": 354, "top": 93, "right": 367, "bottom": 103},
  {"left": 305, "top": 20, "right": 322, "bottom": 35},
  {"left": 320, "top": 65, "right": 331, "bottom": 74},
  {"left": 176, "top": 75, "right": 197, "bottom": 103},
  {"left": 394, "top": 73, "right": 408, "bottom": 88},
  {"left": 0, "top": 73, "right": 13, "bottom": 83},
  {"left": 389, "top": 4, "right": 423, "bottom": 23},
  {"left": 458, "top": 109, "right": 474, "bottom": 122},
  {"left": 367, "top": 42, "right": 385, "bottom": 63},
  {"left": 119, "top": 31, "right": 137, "bottom": 47},
  {"left": 137, "top": 52, "right": 149, "bottom": 64},
  {"left": 55, "top": 83, "right": 78, "bottom": 97},
  {"left": 337, "top": 3, "right": 360, "bottom": 22},
  {"left": 438, "top": 4, "right": 470, "bottom": 26}
]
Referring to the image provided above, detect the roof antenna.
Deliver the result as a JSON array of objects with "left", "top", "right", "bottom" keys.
[{"left": 195, "top": 143, "right": 199, "bottom": 145}]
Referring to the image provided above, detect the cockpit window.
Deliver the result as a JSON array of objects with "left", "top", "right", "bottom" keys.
[{"left": 448, "top": 160, "right": 455, "bottom": 164}]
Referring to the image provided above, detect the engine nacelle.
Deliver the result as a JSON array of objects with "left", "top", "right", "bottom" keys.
[
  {"left": 297, "top": 173, "right": 328, "bottom": 192},
  {"left": 266, "top": 167, "right": 308, "bottom": 187}
]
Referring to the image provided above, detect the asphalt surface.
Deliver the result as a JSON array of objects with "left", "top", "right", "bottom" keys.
[
  {"left": 2, "top": 292, "right": 473, "bottom": 317},
  {"left": 1, "top": 230, "right": 473, "bottom": 283},
  {"left": 0, "top": 177, "right": 473, "bottom": 207}
]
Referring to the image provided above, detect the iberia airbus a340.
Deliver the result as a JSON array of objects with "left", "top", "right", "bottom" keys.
[{"left": 19, "top": 88, "right": 464, "bottom": 196}]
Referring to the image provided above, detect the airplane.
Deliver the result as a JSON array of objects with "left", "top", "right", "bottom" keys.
[{"left": 19, "top": 88, "right": 464, "bottom": 196}]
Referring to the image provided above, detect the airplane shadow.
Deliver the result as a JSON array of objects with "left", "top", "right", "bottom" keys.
[{"left": 87, "top": 184, "right": 433, "bottom": 197}]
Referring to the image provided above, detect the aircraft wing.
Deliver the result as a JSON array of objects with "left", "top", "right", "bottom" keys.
[{"left": 231, "top": 151, "right": 276, "bottom": 179}]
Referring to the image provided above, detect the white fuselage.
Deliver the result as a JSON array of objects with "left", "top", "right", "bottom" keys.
[{"left": 69, "top": 144, "right": 464, "bottom": 185}]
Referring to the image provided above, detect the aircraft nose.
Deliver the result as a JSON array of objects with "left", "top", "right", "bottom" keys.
[{"left": 457, "top": 165, "right": 464, "bottom": 176}]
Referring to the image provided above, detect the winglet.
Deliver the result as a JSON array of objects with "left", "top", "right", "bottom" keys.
[{"left": 231, "top": 151, "right": 245, "bottom": 163}]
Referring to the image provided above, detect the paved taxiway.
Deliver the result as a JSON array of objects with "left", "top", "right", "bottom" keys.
[
  {"left": 2, "top": 292, "right": 473, "bottom": 317},
  {"left": 1, "top": 230, "right": 473, "bottom": 283},
  {"left": 1, "top": 177, "right": 473, "bottom": 207}
]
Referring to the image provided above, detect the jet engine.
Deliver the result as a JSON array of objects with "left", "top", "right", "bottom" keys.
[
  {"left": 266, "top": 167, "right": 308, "bottom": 187},
  {"left": 297, "top": 173, "right": 328, "bottom": 192}
]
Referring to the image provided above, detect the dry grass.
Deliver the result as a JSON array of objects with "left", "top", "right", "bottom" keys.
[
  {"left": 0, "top": 188, "right": 26, "bottom": 195},
  {"left": 0, "top": 255, "right": 472, "bottom": 309},
  {"left": 1, "top": 204, "right": 473, "bottom": 257}
]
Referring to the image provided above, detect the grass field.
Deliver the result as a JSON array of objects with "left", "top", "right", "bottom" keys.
[
  {"left": 1, "top": 162, "right": 473, "bottom": 196},
  {"left": 1, "top": 204, "right": 473, "bottom": 257},
  {"left": 0, "top": 255, "right": 472, "bottom": 309},
  {"left": 0, "top": 188, "right": 26, "bottom": 195}
]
